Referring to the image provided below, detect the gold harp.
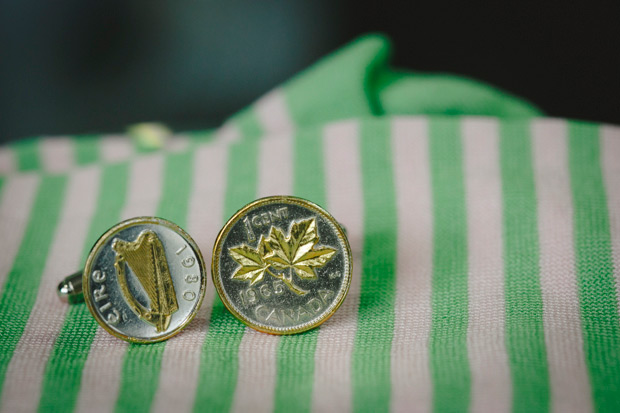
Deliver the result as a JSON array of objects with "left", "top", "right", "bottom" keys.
[{"left": 112, "top": 230, "right": 179, "bottom": 332}]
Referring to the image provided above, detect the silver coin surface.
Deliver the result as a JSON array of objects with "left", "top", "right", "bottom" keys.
[
  {"left": 83, "top": 217, "right": 207, "bottom": 343},
  {"left": 212, "top": 196, "right": 352, "bottom": 334}
]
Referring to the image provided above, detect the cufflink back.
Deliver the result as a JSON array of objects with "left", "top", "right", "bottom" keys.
[
  {"left": 58, "top": 217, "right": 207, "bottom": 343},
  {"left": 212, "top": 196, "right": 352, "bottom": 334}
]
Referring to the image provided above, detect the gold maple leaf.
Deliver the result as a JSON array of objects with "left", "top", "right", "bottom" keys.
[
  {"left": 228, "top": 218, "right": 337, "bottom": 295},
  {"left": 229, "top": 236, "right": 270, "bottom": 286},
  {"left": 264, "top": 218, "right": 336, "bottom": 281}
]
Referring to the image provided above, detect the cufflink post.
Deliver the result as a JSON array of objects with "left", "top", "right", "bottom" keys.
[{"left": 57, "top": 271, "right": 84, "bottom": 304}]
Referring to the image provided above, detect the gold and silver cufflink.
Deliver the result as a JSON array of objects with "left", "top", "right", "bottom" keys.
[
  {"left": 58, "top": 217, "right": 207, "bottom": 343},
  {"left": 211, "top": 196, "right": 352, "bottom": 334}
]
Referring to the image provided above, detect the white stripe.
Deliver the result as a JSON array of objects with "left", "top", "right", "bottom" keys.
[
  {"left": 256, "top": 133, "right": 293, "bottom": 197},
  {"left": 231, "top": 330, "right": 279, "bottom": 413},
  {"left": 390, "top": 118, "right": 433, "bottom": 413},
  {"left": 215, "top": 123, "right": 242, "bottom": 144},
  {"left": 166, "top": 135, "right": 191, "bottom": 153},
  {"left": 0, "top": 174, "right": 39, "bottom": 292},
  {"left": 0, "top": 147, "right": 16, "bottom": 174},
  {"left": 40, "top": 137, "right": 74, "bottom": 173},
  {"left": 1, "top": 166, "right": 100, "bottom": 413},
  {"left": 100, "top": 135, "right": 134, "bottom": 163},
  {"left": 75, "top": 154, "right": 164, "bottom": 413},
  {"left": 120, "top": 154, "right": 165, "bottom": 219},
  {"left": 254, "top": 89, "right": 294, "bottom": 135},
  {"left": 601, "top": 126, "right": 620, "bottom": 322},
  {"left": 231, "top": 133, "right": 293, "bottom": 413},
  {"left": 533, "top": 119, "right": 593, "bottom": 413},
  {"left": 75, "top": 332, "right": 128, "bottom": 413},
  {"left": 312, "top": 120, "right": 363, "bottom": 413},
  {"left": 153, "top": 142, "right": 229, "bottom": 413},
  {"left": 462, "top": 118, "right": 512, "bottom": 413}
]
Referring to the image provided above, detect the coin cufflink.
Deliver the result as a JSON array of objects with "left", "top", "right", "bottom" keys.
[
  {"left": 57, "top": 198, "right": 351, "bottom": 340},
  {"left": 212, "top": 196, "right": 352, "bottom": 334},
  {"left": 58, "top": 217, "right": 207, "bottom": 343}
]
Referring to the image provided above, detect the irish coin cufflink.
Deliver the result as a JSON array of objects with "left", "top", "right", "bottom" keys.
[
  {"left": 212, "top": 196, "right": 352, "bottom": 334},
  {"left": 58, "top": 217, "right": 207, "bottom": 343}
]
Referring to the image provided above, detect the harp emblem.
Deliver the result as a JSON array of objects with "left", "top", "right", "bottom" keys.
[{"left": 112, "top": 230, "right": 179, "bottom": 332}]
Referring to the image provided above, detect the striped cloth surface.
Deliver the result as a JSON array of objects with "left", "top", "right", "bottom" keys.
[{"left": 1, "top": 35, "right": 620, "bottom": 413}]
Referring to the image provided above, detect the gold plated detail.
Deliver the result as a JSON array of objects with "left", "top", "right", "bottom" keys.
[
  {"left": 212, "top": 196, "right": 352, "bottom": 335},
  {"left": 229, "top": 218, "right": 336, "bottom": 295},
  {"left": 113, "top": 230, "right": 179, "bottom": 332},
  {"left": 65, "top": 216, "right": 209, "bottom": 343}
]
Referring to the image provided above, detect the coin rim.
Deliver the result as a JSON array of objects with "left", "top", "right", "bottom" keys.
[
  {"left": 83, "top": 216, "right": 208, "bottom": 343},
  {"left": 212, "top": 196, "right": 353, "bottom": 335}
]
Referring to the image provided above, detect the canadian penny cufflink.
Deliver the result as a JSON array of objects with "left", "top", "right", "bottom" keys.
[
  {"left": 58, "top": 217, "right": 207, "bottom": 343},
  {"left": 212, "top": 196, "right": 352, "bottom": 334}
]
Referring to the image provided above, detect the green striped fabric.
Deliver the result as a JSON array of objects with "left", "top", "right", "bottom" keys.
[{"left": 1, "top": 35, "right": 619, "bottom": 413}]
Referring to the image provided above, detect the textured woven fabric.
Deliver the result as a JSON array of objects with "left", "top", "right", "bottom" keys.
[{"left": 0, "top": 35, "right": 619, "bottom": 413}]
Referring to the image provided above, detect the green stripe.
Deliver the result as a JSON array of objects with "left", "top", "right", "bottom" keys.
[
  {"left": 0, "top": 176, "right": 67, "bottom": 398},
  {"left": 39, "top": 164, "right": 129, "bottom": 413},
  {"left": 274, "top": 331, "right": 318, "bottom": 413},
  {"left": 569, "top": 123, "right": 620, "bottom": 412},
  {"left": 234, "top": 107, "right": 265, "bottom": 138},
  {"left": 114, "top": 150, "right": 195, "bottom": 413},
  {"left": 157, "top": 150, "right": 195, "bottom": 226},
  {"left": 500, "top": 121, "right": 549, "bottom": 412},
  {"left": 0, "top": 178, "right": 5, "bottom": 203},
  {"left": 193, "top": 116, "right": 261, "bottom": 412},
  {"left": 273, "top": 126, "right": 325, "bottom": 413},
  {"left": 352, "top": 118, "right": 398, "bottom": 412},
  {"left": 115, "top": 343, "right": 165, "bottom": 413},
  {"left": 74, "top": 135, "right": 100, "bottom": 166},
  {"left": 184, "top": 130, "right": 216, "bottom": 144},
  {"left": 12, "top": 138, "right": 41, "bottom": 171},
  {"left": 428, "top": 118, "right": 471, "bottom": 412}
]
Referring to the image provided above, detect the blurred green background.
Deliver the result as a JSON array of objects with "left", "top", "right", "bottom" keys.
[{"left": 1, "top": 0, "right": 618, "bottom": 142}]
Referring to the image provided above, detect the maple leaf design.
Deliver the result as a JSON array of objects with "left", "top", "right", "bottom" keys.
[
  {"left": 264, "top": 218, "right": 336, "bottom": 281},
  {"left": 229, "top": 236, "right": 270, "bottom": 286},
  {"left": 228, "top": 218, "right": 337, "bottom": 295}
]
